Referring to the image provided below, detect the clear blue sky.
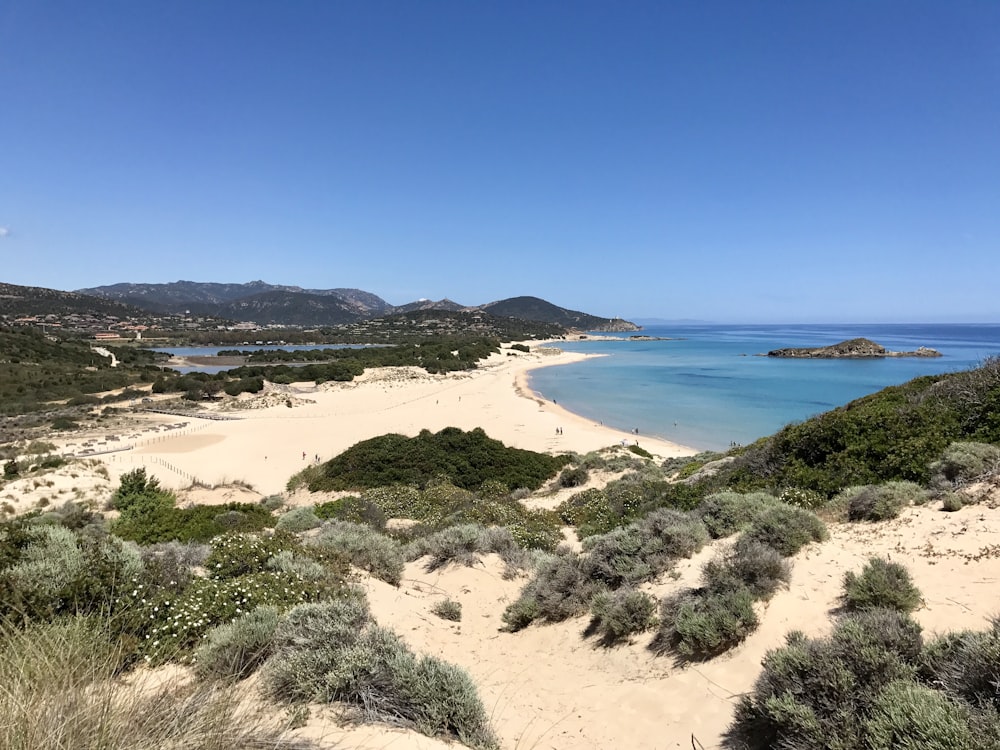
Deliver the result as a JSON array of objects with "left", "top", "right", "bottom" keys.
[{"left": 2, "top": 1, "right": 998, "bottom": 322}]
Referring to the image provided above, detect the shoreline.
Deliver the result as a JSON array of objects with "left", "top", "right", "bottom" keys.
[
  {"left": 515, "top": 347, "right": 695, "bottom": 456},
  {"left": 60, "top": 343, "right": 698, "bottom": 496}
]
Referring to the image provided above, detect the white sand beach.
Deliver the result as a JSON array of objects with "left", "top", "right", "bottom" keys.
[{"left": 84, "top": 344, "right": 697, "bottom": 497}]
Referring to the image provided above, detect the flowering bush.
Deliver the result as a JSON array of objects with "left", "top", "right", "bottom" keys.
[{"left": 118, "top": 569, "right": 327, "bottom": 665}]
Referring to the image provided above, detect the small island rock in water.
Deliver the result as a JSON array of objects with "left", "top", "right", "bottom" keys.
[{"left": 766, "top": 337, "right": 942, "bottom": 359}]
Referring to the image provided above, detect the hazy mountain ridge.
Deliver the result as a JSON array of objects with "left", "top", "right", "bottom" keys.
[
  {"left": 0, "top": 282, "right": 147, "bottom": 319},
  {"left": 75, "top": 281, "right": 636, "bottom": 330}
]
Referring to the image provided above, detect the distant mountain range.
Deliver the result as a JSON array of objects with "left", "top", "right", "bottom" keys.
[
  {"left": 51, "top": 280, "right": 640, "bottom": 331},
  {"left": 0, "top": 282, "right": 145, "bottom": 319}
]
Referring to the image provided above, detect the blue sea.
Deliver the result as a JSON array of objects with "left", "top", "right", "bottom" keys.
[{"left": 527, "top": 324, "right": 1000, "bottom": 452}]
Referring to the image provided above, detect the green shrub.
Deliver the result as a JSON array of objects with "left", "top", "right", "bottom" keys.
[
  {"left": 581, "top": 508, "right": 708, "bottom": 588},
  {"left": 406, "top": 524, "right": 531, "bottom": 573},
  {"left": 864, "top": 679, "right": 975, "bottom": 749},
  {"left": 778, "top": 486, "right": 827, "bottom": 510},
  {"left": 662, "top": 451, "right": 724, "bottom": 478},
  {"left": 314, "top": 494, "right": 387, "bottom": 529},
  {"left": 263, "top": 598, "right": 497, "bottom": 749},
  {"left": 558, "top": 471, "right": 701, "bottom": 537},
  {"left": 654, "top": 584, "right": 758, "bottom": 661},
  {"left": 111, "top": 484, "right": 275, "bottom": 544},
  {"left": 260, "top": 494, "right": 285, "bottom": 511},
  {"left": 843, "top": 558, "right": 922, "bottom": 613},
  {"left": 275, "top": 507, "right": 322, "bottom": 533},
  {"left": 358, "top": 484, "right": 423, "bottom": 519},
  {"left": 725, "top": 609, "right": 924, "bottom": 749},
  {"left": 557, "top": 466, "right": 589, "bottom": 488},
  {"left": 940, "top": 492, "right": 965, "bottom": 512},
  {"left": 0, "top": 527, "right": 143, "bottom": 624},
  {"left": 744, "top": 504, "right": 827, "bottom": 556},
  {"left": 703, "top": 537, "right": 791, "bottom": 599},
  {"left": 305, "top": 521, "right": 404, "bottom": 585},
  {"left": 930, "top": 441, "right": 1000, "bottom": 487},
  {"left": 124, "top": 569, "right": 329, "bottom": 665},
  {"left": 194, "top": 605, "right": 280, "bottom": 682},
  {"left": 204, "top": 532, "right": 289, "bottom": 579},
  {"left": 587, "top": 588, "right": 657, "bottom": 645},
  {"left": 501, "top": 549, "right": 601, "bottom": 631},
  {"left": 627, "top": 444, "right": 653, "bottom": 459},
  {"left": 696, "top": 491, "right": 777, "bottom": 539},
  {"left": 845, "top": 482, "right": 924, "bottom": 522},
  {"left": 266, "top": 550, "right": 329, "bottom": 582},
  {"left": 138, "top": 541, "right": 208, "bottom": 592},
  {"left": 919, "top": 618, "right": 1000, "bottom": 710},
  {"left": 309, "top": 427, "right": 568, "bottom": 492},
  {"left": 430, "top": 599, "right": 462, "bottom": 622}
]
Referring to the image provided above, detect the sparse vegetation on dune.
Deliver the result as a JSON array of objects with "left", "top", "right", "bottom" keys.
[
  {"left": 1, "top": 354, "right": 999, "bottom": 748},
  {"left": 724, "top": 561, "right": 1000, "bottom": 749}
]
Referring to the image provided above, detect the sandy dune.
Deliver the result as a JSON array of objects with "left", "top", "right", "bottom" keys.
[
  {"left": 10, "top": 343, "right": 1000, "bottom": 749},
  {"left": 78, "top": 345, "right": 695, "bottom": 497}
]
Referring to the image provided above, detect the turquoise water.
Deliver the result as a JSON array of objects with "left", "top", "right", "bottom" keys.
[{"left": 527, "top": 324, "right": 1000, "bottom": 451}]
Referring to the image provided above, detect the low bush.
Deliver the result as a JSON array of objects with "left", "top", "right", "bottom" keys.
[
  {"left": 305, "top": 521, "right": 405, "bottom": 585},
  {"left": 844, "top": 481, "right": 925, "bottom": 522},
  {"left": 204, "top": 532, "right": 291, "bottom": 579},
  {"left": 940, "top": 492, "right": 965, "bottom": 512},
  {"left": 703, "top": 537, "right": 791, "bottom": 599},
  {"left": 430, "top": 599, "right": 462, "bottom": 622},
  {"left": 930, "top": 441, "right": 1000, "bottom": 487},
  {"left": 696, "top": 491, "right": 777, "bottom": 539},
  {"left": 628, "top": 444, "right": 653, "bottom": 459},
  {"left": 662, "top": 451, "right": 724, "bottom": 479},
  {"left": 406, "top": 524, "right": 531, "bottom": 574},
  {"left": 725, "top": 608, "right": 924, "bottom": 749},
  {"left": 558, "top": 471, "right": 702, "bottom": 537},
  {"left": 743, "top": 504, "right": 827, "bottom": 557},
  {"left": 581, "top": 508, "right": 708, "bottom": 588},
  {"left": 263, "top": 598, "right": 497, "bottom": 749},
  {"left": 502, "top": 549, "right": 601, "bottom": 631},
  {"left": 137, "top": 540, "right": 208, "bottom": 592},
  {"left": 557, "top": 466, "right": 589, "bottom": 488},
  {"left": 864, "top": 679, "right": 975, "bottom": 750},
  {"left": 654, "top": 584, "right": 758, "bottom": 661},
  {"left": 275, "top": 507, "right": 322, "bottom": 532},
  {"left": 0, "top": 527, "right": 144, "bottom": 625},
  {"left": 919, "top": 618, "right": 1000, "bottom": 709},
  {"left": 842, "top": 558, "right": 922, "bottom": 613},
  {"left": 194, "top": 605, "right": 280, "bottom": 682},
  {"left": 122, "top": 569, "right": 329, "bottom": 665},
  {"left": 587, "top": 588, "right": 657, "bottom": 646},
  {"left": 778, "top": 486, "right": 827, "bottom": 510},
  {"left": 314, "top": 494, "right": 387, "bottom": 529}
]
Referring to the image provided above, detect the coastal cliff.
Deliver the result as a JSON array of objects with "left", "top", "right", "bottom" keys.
[{"left": 767, "top": 337, "right": 942, "bottom": 359}]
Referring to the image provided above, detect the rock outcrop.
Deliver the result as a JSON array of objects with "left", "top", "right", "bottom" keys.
[{"left": 767, "top": 337, "right": 942, "bottom": 359}]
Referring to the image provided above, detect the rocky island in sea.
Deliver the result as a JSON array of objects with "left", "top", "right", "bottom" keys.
[{"left": 766, "top": 337, "right": 942, "bottom": 358}]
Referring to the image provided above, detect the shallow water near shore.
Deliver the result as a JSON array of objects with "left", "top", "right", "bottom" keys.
[{"left": 528, "top": 323, "right": 1000, "bottom": 451}]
